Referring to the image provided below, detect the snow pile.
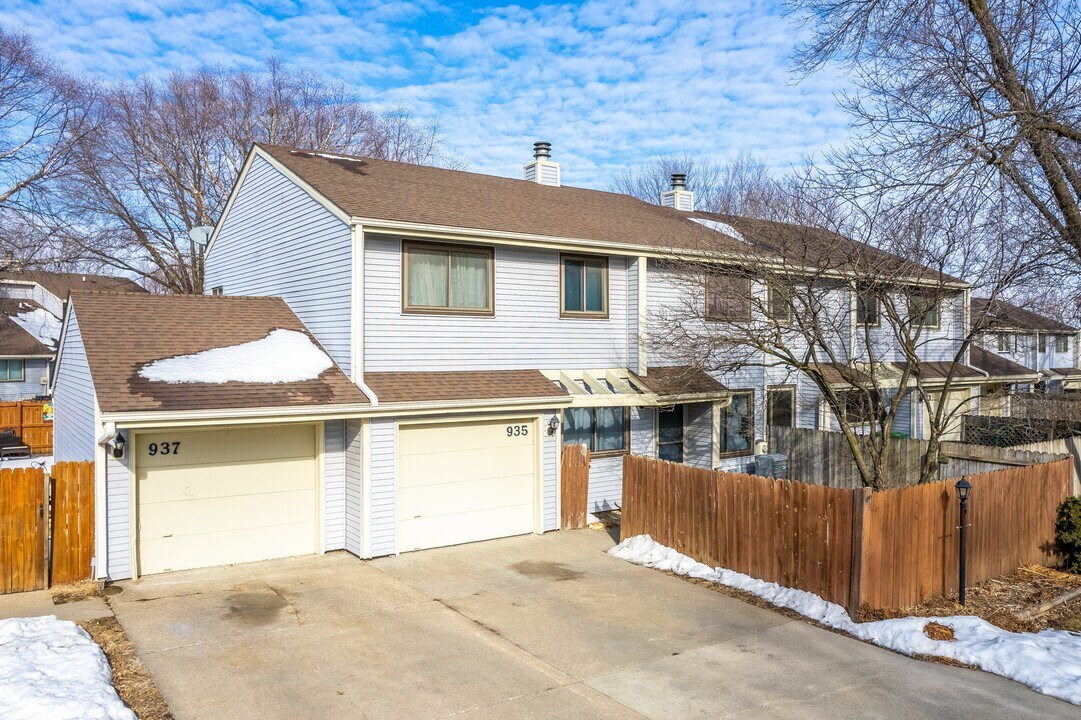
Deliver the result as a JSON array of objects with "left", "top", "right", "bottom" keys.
[
  {"left": 691, "top": 217, "right": 746, "bottom": 241},
  {"left": 11, "top": 306, "right": 62, "bottom": 351},
  {"left": 610, "top": 535, "right": 1081, "bottom": 705},
  {"left": 139, "top": 329, "right": 333, "bottom": 384},
  {"left": 0, "top": 616, "right": 135, "bottom": 720},
  {"left": 0, "top": 456, "right": 52, "bottom": 471}
]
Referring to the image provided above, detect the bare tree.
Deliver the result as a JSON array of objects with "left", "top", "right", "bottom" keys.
[
  {"left": 789, "top": 0, "right": 1081, "bottom": 264},
  {"left": 611, "top": 153, "right": 786, "bottom": 218},
  {"left": 55, "top": 61, "right": 457, "bottom": 293},
  {"left": 648, "top": 189, "right": 1044, "bottom": 488}
]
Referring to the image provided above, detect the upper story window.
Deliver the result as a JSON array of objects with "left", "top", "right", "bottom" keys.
[
  {"left": 1057, "top": 335, "right": 1070, "bottom": 353},
  {"left": 855, "top": 290, "right": 879, "bottom": 326},
  {"left": 719, "top": 390, "right": 754, "bottom": 456},
  {"left": 706, "top": 274, "right": 752, "bottom": 322},
  {"left": 0, "top": 359, "right": 24, "bottom": 382},
  {"left": 766, "top": 285, "right": 791, "bottom": 323},
  {"left": 1039, "top": 333, "right": 1047, "bottom": 352},
  {"left": 560, "top": 254, "right": 608, "bottom": 318},
  {"left": 403, "top": 241, "right": 494, "bottom": 315},
  {"left": 908, "top": 292, "right": 940, "bottom": 328},
  {"left": 997, "top": 333, "right": 1014, "bottom": 352}
]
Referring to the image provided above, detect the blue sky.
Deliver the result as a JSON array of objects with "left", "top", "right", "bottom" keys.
[{"left": 1, "top": 0, "right": 854, "bottom": 187}]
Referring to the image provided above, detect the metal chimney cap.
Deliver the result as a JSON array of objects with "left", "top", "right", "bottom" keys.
[
  {"left": 533, "top": 141, "right": 552, "bottom": 159},
  {"left": 670, "top": 173, "right": 687, "bottom": 189}
]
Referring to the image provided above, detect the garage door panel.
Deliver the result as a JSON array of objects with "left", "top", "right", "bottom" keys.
[
  {"left": 136, "top": 457, "right": 315, "bottom": 504},
  {"left": 398, "top": 445, "right": 534, "bottom": 486},
  {"left": 399, "top": 473, "right": 534, "bottom": 519},
  {"left": 398, "top": 505, "right": 534, "bottom": 552},
  {"left": 138, "top": 425, "right": 316, "bottom": 469},
  {"left": 136, "top": 424, "right": 317, "bottom": 575},
  {"left": 138, "top": 522, "right": 315, "bottom": 575},
  {"left": 140, "top": 489, "right": 315, "bottom": 538},
  {"left": 397, "top": 418, "right": 537, "bottom": 553}
]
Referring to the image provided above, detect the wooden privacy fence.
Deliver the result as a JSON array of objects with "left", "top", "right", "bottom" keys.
[
  {"left": 0, "top": 401, "right": 53, "bottom": 455},
  {"left": 560, "top": 444, "right": 590, "bottom": 529},
  {"left": 0, "top": 461, "right": 94, "bottom": 594},
  {"left": 621, "top": 454, "right": 1072, "bottom": 614}
]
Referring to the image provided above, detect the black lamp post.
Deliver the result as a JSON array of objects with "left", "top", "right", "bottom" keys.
[{"left": 955, "top": 477, "right": 972, "bottom": 606}]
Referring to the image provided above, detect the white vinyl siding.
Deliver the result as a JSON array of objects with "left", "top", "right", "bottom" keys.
[
  {"left": 365, "top": 236, "right": 631, "bottom": 371},
  {"left": 542, "top": 412, "right": 558, "bottom": 532},
  {"left": 323, "top": 420, "right": 346, "bottom": 552},
  {"left": 52, "top": 311, "right": 96, "bottom": 462},
  {"left": 0, "top": 357, "right": 48, "bottom": 401},
  {"left": 630, "top": 406, "right": 654, "bottom": 456},
  {"left": 204, "top": 155, "right": 354, "bottom": 375},
  {"left": 106, "top": 440, "right": 132, "bottom": 581},
  {"left": 369, "top": 418, "right": 396, "bottom": 557},
  {"left": 344, "top": 420, "right": 364, "bottom": 556},
  {"left": 588, "top": 456, "right": 623, "bottom": 513},
  {"left": 684, "top": 402, "right": 713, "bottom": 469}
]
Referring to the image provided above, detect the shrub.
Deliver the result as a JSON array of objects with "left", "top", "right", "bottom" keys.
[{"left": 1056, "top": 496, "right": 1081, "bottom": 573}]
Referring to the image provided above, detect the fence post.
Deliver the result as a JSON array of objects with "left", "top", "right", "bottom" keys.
[{"left": 846, "top": 487, "right": 871, "bottom": 618}]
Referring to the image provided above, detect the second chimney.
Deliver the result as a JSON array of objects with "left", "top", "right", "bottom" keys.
[
  {"left": 661, "top": 173, "right": 694, "bottom": 211},
  {"left": 523, "top": 141, "right": 561, "bottom": 187}
]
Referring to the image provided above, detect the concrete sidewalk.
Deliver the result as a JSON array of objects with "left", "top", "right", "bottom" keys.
[
  {"left": 107, "top": 531, "right": 1077, "bottom": 719},
  {"left": 0, "top": 588, "right": 112, "bottom": 623}
]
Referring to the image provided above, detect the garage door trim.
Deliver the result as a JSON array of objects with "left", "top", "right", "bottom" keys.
[
  {"left": 394, "top": 414, "right": 543, "bottom": 554},
  {"left": 129, "top": 422, "right": 325, "bottom": 579}
]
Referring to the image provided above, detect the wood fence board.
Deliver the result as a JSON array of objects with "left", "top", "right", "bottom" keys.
[{"left": 560, "top": 445, "right": 590, "bottom": 531}]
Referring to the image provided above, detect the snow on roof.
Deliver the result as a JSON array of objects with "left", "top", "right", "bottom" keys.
[
  {"left": 139, "top": 329, "right": 333, "bottom": 385},
  {"left": 0, "top": 616, "right": 136, "bottom": 719},
  {"left": 10, "top": 305, "right": 62, "bottom": 351},
  {"left": 690, "top": 217, "right": 746, "bottom": 241}
]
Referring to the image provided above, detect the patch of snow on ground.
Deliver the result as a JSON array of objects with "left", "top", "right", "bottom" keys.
[
  {"left": 690, "top": 217, "right": 746, "bottom": 241},
  {"left": 140, "top": 329, "right": 333, "bottom": 384},
  {"left": 610, "top": 535, "right": 1081, "bottom": 705},
  {"left": 0, "top": 616, "right": 135, "bottom": 720},
  {"left": 11, "top": 307, "right": 62, "bottom": 351},
  {"left": 0, "top": 455, "right": 51, "bottom": 471}
]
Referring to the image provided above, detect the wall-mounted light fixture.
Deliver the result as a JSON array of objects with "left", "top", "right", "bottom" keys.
[
  {"left": 110, "top": 432, "right": 126, "bottom": 460},
  {"left": 547, "top": 415, "right": 561, "bottom": 436}
]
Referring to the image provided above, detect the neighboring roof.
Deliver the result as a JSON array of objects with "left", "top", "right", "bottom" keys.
[
  {"left": 970, "top": 346, "right": 1039, "bottom": 379},
  {"left": 1047, "top": 368, "right": 1081, "bottom": 378},
  {"left": 638, "top": 366, "right": 728, "bottom": 397},
  {"left": 896, "top": 361, "right": 986, "bottom": 382},
  {"left": 815, "top": 363, "right": 873, "bottom": 387},
  {"left": 67, "top": 293, "right": 369, "bottom": 414},
  {"left": 971, "top": 297, "right": 1078, "bottom": 334},
  {"left": 0, "top": 271, "right": 145, "bottom": 298},
  {"left": 0, "top": 311, "right": 52, "bottom": 357},
  {"left": 363, "top": 370, "right": 570, "bottom": 405}
]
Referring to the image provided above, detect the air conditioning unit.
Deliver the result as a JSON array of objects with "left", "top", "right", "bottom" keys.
[{"left": 754, "top": 453, "right": 788, "bottom": 479}]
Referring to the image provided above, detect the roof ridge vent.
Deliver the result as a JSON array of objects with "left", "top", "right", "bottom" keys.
[
  {"left": 661, "top": 173, "right": 694, "bottom": 211},
  {"left": 523, "top": 141, "right": 561, "bottom": 187}
]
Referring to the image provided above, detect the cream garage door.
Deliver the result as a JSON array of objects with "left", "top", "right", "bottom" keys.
[
  {"left": 398, "top": 419, "right": 537, "bottom": 552},
  {"left": 137, "top": 425, "right": 318, "bottom": 575}
]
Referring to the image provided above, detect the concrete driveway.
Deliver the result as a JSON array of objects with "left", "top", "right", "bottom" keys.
[{"left": 110, "top": 530, "right": 1077, "bottom": 719}]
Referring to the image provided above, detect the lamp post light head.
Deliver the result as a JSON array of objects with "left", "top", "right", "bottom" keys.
[{"left": 955, "top": 477, "right": 972, "bottom": 503}]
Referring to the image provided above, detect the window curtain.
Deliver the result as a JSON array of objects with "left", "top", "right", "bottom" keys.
[
  {"left": 450, "top": 251, "right": 489, "bottom": 309},
  {"left": 563, "top": 408, "right": 593, "bottom": 448},
  {"left": 594, "top": 407, "right": 624, "bottom": 451},
  {"left": 407, "top": 248, "right": 448, "bottom": 307},
  {"left": 723, "top": 394, "right": 752, "bottom": 452}
]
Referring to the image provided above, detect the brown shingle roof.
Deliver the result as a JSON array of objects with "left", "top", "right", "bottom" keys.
[
  {"left": 971, "top": 297, "right": 1078, "bottom": 334},
  {"left": 68, "top": 293, "right": 369, "bottom": 413},
  {"left": 896, "top": 361, "right": 986, "bottom": 381},
  {"left": 364, "top": 370, "right": 569, "bottom": 405},
  {"left": 1049, "top": 367, "right": 1081, "bottom": 377},
  {"left": 814, "top": 363, "right": 873, "bottom": 386},
  {"left": 970, "top": 346, "right": 1038, "bottom": 379},
  {"left": 0, "top": 271, "right": 145, "bottom": 298},
  {"left": 0, "top": 310, "right": 52, "bottom": 357},
  {"left": 639, "top": 366, "right": 728, "bottom": 397}
]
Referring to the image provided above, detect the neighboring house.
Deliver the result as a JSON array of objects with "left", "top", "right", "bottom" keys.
[
  {"left": 972, "top": 297, "right": 1081, "bottom": 392},
  {"left": 51, "top": 142, "right": 1032, "bottom": 581},
  {"left": 0, "top": 271, "right": 144, "bottom": 401}
]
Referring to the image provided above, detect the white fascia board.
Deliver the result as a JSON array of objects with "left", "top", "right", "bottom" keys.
[{"left": 205, "top": 146, "right": 351, "bottom": 257}]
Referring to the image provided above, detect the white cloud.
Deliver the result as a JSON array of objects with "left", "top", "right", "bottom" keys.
[{"left": 0, "top": 0, "right": 853, "bottom": 187}]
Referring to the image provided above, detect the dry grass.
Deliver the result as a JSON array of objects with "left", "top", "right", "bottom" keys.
[
  {"left": 78, "top": 617, "right": 173, "bottom": 720},
  {"left": 923, "top": 622, "right": 955, "bottom": 642},
  {"left": 857, "top": 564, "right": 1081, "bottom": 633},
  {"left": 51, "top": 580, "right": 103, "bottom": 605}
]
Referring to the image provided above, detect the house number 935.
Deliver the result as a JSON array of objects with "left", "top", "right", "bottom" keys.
[{"left": 506, "top": 425, "right": 528, "bottom": 437}]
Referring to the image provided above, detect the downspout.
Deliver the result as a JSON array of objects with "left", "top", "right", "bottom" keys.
[{"left": 350, "top": 222, "right": 378, "bottom": 407}]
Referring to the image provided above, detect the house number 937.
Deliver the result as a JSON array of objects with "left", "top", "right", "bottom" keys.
[
  {"left": 147, "top": 442, "right": 181, "bottom": 456},
  {"left": 506, "top": 425, "right": 528, "bottom": 437}
]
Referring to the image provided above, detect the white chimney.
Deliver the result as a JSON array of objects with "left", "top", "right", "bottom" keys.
[
  {"left": 523, "top": 141, "right": 561, "bottom": 187},
  {"left": 661, "top": 173, "right": 694, "bottom": 211}
]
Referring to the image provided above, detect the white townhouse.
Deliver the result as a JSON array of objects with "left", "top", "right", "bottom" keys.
[
  {"left": 50, "top": 142, "right": 1035, "bottom": 580},
  {"left": 972, "top": 297, "right": 1081, "bottom": 392}
]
